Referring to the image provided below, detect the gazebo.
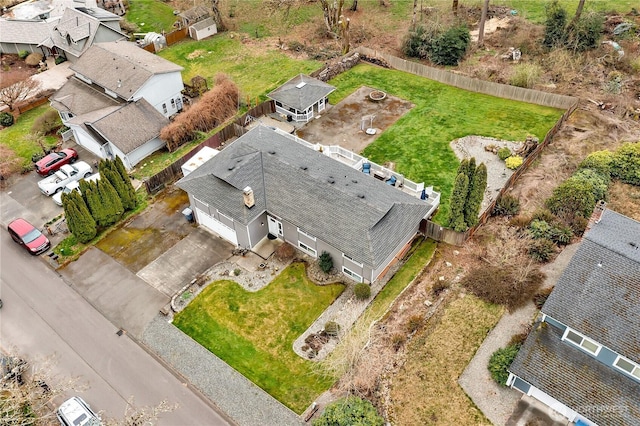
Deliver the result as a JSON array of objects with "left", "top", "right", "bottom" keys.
[{"left": 267, "top": 74, "right": 335, "bottom": 122}]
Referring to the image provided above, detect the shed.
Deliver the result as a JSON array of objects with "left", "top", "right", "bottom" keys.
[
  {"left": 189, "top": 17, "right": 217, "bottom": 41},
  {"left": 181, "top": 146, "right": 219, "bottom": 177}
]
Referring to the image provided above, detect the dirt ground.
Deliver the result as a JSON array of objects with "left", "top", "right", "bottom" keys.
[
  {"left": 1, "top": 54, "right": 39, "bottom": 89},
  {"left": 296, "top": 86, "right": 414, "bottom": 153}
]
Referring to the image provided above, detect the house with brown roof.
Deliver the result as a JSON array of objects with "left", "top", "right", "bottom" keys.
[
  {"left": 507, "top": 204, "right": 640, "bottom": 426},
  {"left": 50, "top": 40, "right": 183, "bottom": 169}
]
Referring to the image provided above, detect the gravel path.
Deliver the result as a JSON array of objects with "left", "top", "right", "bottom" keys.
[
  {"left": 458, "top": 243, "right": 580, "bottom": 425},
  {"left": 142, "top": 315, "right": 304, "bottom": 426}
]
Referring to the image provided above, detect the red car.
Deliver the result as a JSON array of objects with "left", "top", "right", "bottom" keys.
[
  {"left": 7, "top": 218, "right": 51, "bottom": 255},
  {"left": 35, "top": 148, "right": 78, "bottom": 176}
]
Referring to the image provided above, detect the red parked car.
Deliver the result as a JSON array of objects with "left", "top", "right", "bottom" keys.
[
  {"left": 7, "top": 218, "right": 51, "bottom": 255},
  {"left": 35, "top": 148, "right": 78, "bottom": 176}
]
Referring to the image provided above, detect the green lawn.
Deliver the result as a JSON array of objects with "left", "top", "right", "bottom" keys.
[
  {"left": 328, "top": 64, "right": 563, "bottom": 225},
  {"left": 0, "top": 105, "right": 60, "bottom": 168},
  {"left": 124, "top": 0, "right": 176, "bottom": 33},
  {"left": 158, "top": 34, "right": 322, "bottom": 101},
  {"left": 173, "top": 262, "right": 345, "bottom": 413}
]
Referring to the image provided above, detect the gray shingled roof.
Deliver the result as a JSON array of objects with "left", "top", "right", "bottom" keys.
[
  {"left": 70, "top": 41, "right": 183, "bottom": 100},
  {"left": 50, "top": 77, "right": 124, "bottom": 115},
  {"left": 510, "top": 322, "right": 640, "bottom": 425},
  {"left": 177, "top": 126, "right": 431, "bottom": 268},
  {"left": 267, "top": 74, "right": 335, "bottom": 112},
  {"left": 542, "top": 209, "right": 640, "bottom": 363},
  {"left": 0, "top": 18, "right": 55, "bottom": 44},
  {"left": 88, "top": 99, "right": 168, "bottom": 154}
]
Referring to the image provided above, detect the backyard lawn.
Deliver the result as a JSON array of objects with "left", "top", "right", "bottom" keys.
[
  {"left": 125, "top": 0, "right": 176, "bottom": 33},
  {"left": 328, "top": 63, "right": 563, "bottom": 224},
  {"left": 172, "top": 262, "right": 345, "bottom": 414}
]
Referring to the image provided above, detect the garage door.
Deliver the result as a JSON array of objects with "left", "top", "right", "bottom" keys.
[{"left": 196, "top": 208, "right": 238, "bottom": 246}]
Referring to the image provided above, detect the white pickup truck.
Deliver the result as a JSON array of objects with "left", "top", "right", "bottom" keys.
[
  {"left": 38, "top": 162, "right": 93, "bottom": 196},
  {"left": 52, "top": 172, "right": 101, "bottom": 206}
]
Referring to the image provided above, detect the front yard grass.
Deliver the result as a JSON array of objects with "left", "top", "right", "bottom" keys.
[
  {"left": 173, "top": 262, "right": 345, "bottom": 414},
  {"left": 0, "top": 105, "right": 60, "bottom": 168},
  {"left": 328, "top": 63, "right": 563, "bottom": 225}
]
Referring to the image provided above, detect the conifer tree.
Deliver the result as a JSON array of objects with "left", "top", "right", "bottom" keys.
[
  {"left": 464, "top": 163, "right": 488, "bottom": 227},
  {"left": 104, "top": 168, "right": 135, "bottom": 211},
  {"left": 84, "top": 181, "right": 106, "bottom": 227},
  {"left": 97, "top": 178, "right": 123, "bottom": 226},
  {"left": 113, "top": 156, "right": 136, "bottom": 209},
  {"left": 450, "top": 172, "right": 469, "bottom": 232},
  {"left": 63, "top": 191, "right": 96, "bottom": 243}
]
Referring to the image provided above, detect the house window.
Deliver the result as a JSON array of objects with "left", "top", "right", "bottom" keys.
[
  {"left": 342, "top": 266, "right": 363, "bottom": 283},
  {"left": 171, "top": 99, "right": 175, "bottom": 109},
  {"left": 297, "top": 228, "right": 316, "bottom": 241},
  {"left": 614, "top": 356, "right": 640, "bottom": 379},
  {"left": 343, "top": 253, "right": 363, "bottom": 267},
  {"left": 298, "top": 241, "right": 317, "bottom": 258},
  {"left": 563, "top": 329, "right": 601, "bottom": 355},
  {"left": 275, "top": 101, "right": 282, "bottom": 107},
  {"left": 162, "top": 103, "right": 167, "bottom": 114}
]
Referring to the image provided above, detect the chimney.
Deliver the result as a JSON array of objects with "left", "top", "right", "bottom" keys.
[
  {"left": 243, "top": 186, "right": 255, "bottom": 209},
  {"left": 585, "top": 200, "right": 607, "bottom": 233}
]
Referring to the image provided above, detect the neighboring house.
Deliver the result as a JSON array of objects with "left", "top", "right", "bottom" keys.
[
  {"left": 267, "top": 74, "right": 335, "bottom": 122},
  {"left": 508, "top": 204, "right": 640, "bottom": 426},
  {"left": 1, "top": 0, "right": 97, "bottom": 20},
  {"left": 50, "top": 40, "right": 184, "bottom": 169},
  {"left": 177, "top": 125, "right": 439, "bottom": 284},
  {"left": 0, "top": 6, "right": 125, "bottom": 60}
]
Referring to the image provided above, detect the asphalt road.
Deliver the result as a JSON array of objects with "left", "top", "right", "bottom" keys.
[{"left": 0, "top": 232, "right": 231, "bottom": 425}]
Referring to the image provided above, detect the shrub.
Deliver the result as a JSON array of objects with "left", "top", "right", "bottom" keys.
[
  {"left": 527, "top": 219, "right": 553, "bottom": 240},
  {"left": 497, "top": 147, "right": 512, "bottom": 161},
  {"left": 233, "top": 268, "right": 241, "bottom": 276},
  {"left": 579, "top": 150, "right": 613, "bottom": 178},
  {"left": 449, "top": 172, "right": 469, "bottom": 231},
  {"left": 274, "top": 243, "right": 296, "bottom": 261},
  {"left": 530, "top": 209, "right": 556, "bottom": 224},
  {"left": 533, "top": 287, "right": 554, "bottom": 309},
  {"left": 324, "top": 321, "right": 340, "bottom": 337},
  {"left": 572, "top": 168, "right": 609, "bottom": 202},
  {"left": 546, "top": 176, "right": 596, "bottom": 218},
  {"left": 54, "top": 56, "right": 67, "bottom": 65},
  {"left": 509, "top": 63, "right": 542, "bottom": 88},
  {"left": 313, "top": 396, "right": 384, "bottom": 426},
  {"left": 611, "top": 142, "right": 640, "bottom": 186},
  {"left": 464, "top": 163, "right": 487, "bottom": 228},
  {"left": 508, "top": 214, "right": 531, "bottom": 229},
  {"left": 18, "top": 50, "right": 29, "bottom": 59},
  {"left": 31, "top": 109, "right": 62, "bottom": 134},
  {"left": 0, "top": 112, "right": 15, "bottom": 127},
  {"left": 505, "top": 155, "right": 523, "bottom": 169},
  {"left": 493, "top": 194, "right": 520, "bottom": 217},
  {"left": 406, "top": 314, "right": 423, "bottom": 333},
  {"left": 460, "top": 265, "right": 545, "bottom": 311},
  {"left": 432, "top": 280, "right": 450, "bottom": 296},
  {"left": 528, "top": 238, "right": 556, "bottom": 262},
  {"left": 390, "top": 333, "right": 406, "bottom": 351},
  {"left": 354, "top": 283, "right": 371, "bottom": 300},
  {"left": 25, "top": 52, "right": 43, "bottom": 66},
  {"left": 318, "top": 251, "right": 333, "bottom": 274},
  {"left": 488, "top": 344, "right": 521, "bottom": 386},
  {"left": 429, "top": 24, "right": 470, "bottom": 66},
  {"left": 543, "top": 0, "right": 567, "bottom": 49},
  {"left": 566, "top": 11, "right": 604, "bottom": 52},
  {"left": 528, "top": 219, "right": 573, "bottom": 245},
  {"left": 402, "top": 24, "right": 437, "bottom": 59}
]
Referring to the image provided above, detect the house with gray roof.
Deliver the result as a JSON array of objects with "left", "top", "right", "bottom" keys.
[
  {"left": 0, "top": 6, "right": 124, "bottom": 60},
  {"left": 50, "top": 40, "right": 184, "bottom": 169},
  {"left": 507, "top": 204, "right": 640, "bottom": 426},
  {"left": 267, "top": 74, "right": 335, "bottom": 123},
  {"left": 177, "top": 125, "right": 438, "bottom": 283}
]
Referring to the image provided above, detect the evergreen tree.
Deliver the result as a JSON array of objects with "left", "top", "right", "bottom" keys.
[
  {"left": 97, "top": 178, "right": 123, "bottom": 226},
  {"left": 456, "top": 158, "right": 470, "bottom": 179},
  {"left": 104, "top": 168, "right": 135, "bottom": 211},
  {"left": 63, "top": 191, "right": 96, "bottom": 243},
  {"left": 467, "top": 157, "right": 476, "bottom": 182},
  {"left": 84, "top": 181, "right": 106, "bottom": 227},
  {"left": 113, "top": 156, "right": 137, "bottom": 210},
  {"left": 464, "top": 163, "right": 488, "bottom": 227},
  {"left": 543, "top": 0, "right": 568, "bottom": 48},
  {"left": 449, "top": 172, "right": 469, "bottom": 232}
]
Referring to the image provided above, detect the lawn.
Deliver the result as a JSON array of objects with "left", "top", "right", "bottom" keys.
[
  {"left": 0, "top": 105, "right": 60, "bottom": 168},
  {"left": 390, "top": 294, "right": 503, "bottom": 425},
  {"left": 328, "top": 63, "right": 563, "bottom": 225},
  {"left": 158, "top": 34, "right": 322, "bottom": 102},
  {"left": 124, "top": 0, "right": 176, "bottom": 33},
  {"left": 172, "top": 262, "right": 345, "bottom": 414}
]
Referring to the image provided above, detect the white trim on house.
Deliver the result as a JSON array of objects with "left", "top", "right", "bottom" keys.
[
  {"left": 297, "top": 228, "right": 316, "bottom": 241},
  {"left": 196, "top": 207, "right": 238, "bottom": 245},
  {"left": 562, "top": 328, "right": 602, "bottom": 356},
  {"left": 298, "top": 241, "right": 317, "bottom": 257},
  {"left": 342, "top": 266, "right": 363, "bottom": 283},
  {"left": 613, "top": 355, "right": 640, "bottom": 380},
  {"left": 343, "top": 253, "right": 363, "bottom": 267}
]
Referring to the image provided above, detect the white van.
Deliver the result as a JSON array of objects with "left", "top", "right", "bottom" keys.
[
  {"left": 52, "top": 172, "right": 100, "bottom": 206},
  {"left": 56, "top": 396, "right": 100, "bottom": 426}
]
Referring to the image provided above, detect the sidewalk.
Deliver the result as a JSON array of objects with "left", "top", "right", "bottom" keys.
[{"left": 458, "top": 243, "right": 580, "bottom": 425}]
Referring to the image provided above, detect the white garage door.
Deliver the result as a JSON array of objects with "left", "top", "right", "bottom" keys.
[{"left": 196, "top": 208, "right": 238, "bottom": 246}]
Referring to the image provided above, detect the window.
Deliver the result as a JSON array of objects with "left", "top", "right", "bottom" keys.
[
  {"left": 614, "top": 356, "right": 640, "bottom": 379},
  {"left": 162, "top": 103, "right": 167, "bottom": 114},
  {"left": 343, "top": 253, "right": 363, "bottom": 267},
  {"left": 171, "top": 99, "right": 175, "bottom": 108},
  {"left": 342, "top": 266, "right": 363, "bottom": 283},
  {"left": 297, "top": 228, "right": 316, "bottom": 241},
  {"left": 563, "top": 329, "right": 601, "bottom": 355},
  {"left": 298, "top": 241, "right": 317, "bottom": 257}
]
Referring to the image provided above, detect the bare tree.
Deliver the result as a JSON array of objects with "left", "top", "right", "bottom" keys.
[
  {"left": 477, "top": 0, "right": 490, "bottom": 47},
  {"left": 0, "top": 78, "right": 41, "bottom": 111},
  {"left": 411, "top": 0, "right": 418, "bottom": 28},
  {"left": 350, "top": 0, "right": 357, "bottom": 11},
  {"left": 0, "top": 145, "right": 23, "bottom": 184},
  {"left": 319, "top": 0, "right": 345, "bottom": 36},
  {"left": 210, "top": 0, "right": 226, "bottom": 31},
  {"left": 573, "top": 0, "right": 586, "bottom": 22},
  {"left": 102, "top": 397, "right": 177, "bottom": 426},
  {"left": 339, "top": 15, "right": 351, "bottom": 54},
  {"left": 452, "top": 0, "right": 459, "bottom": 16}
]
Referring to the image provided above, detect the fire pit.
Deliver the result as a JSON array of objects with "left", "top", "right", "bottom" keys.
[{"left": 369, "top": 90, "right": 387, "bottom": 102}]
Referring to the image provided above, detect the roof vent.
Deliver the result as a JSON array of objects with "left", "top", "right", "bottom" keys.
[
  {"left": 228, "top": 165, "right": 235, "bottom": 171},
  {"left": 243, "top": 186, "right": 255, "bottom": 209},
  {"left": 300, "top": 166, "right": 308, "bottom": 171},
  {"left": 328, "top": 178, "right": 335, "bottom": 184},
  {"left": 268, "top": 150, "right": 276, "bottom": 155},
  {"left": 296, "top": 82, "right": 307, "bottom": 89},
  {"left": 352, "top": 179, "right": 358, "bottom": 184},
  {"left": 357, "top": 194, "right": 365, "bottom": 199}
]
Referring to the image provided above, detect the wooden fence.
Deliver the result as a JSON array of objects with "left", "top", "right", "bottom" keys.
[
  {"left": 355, "top": 46, "right": 577, "bottom": 110},
  {"left": 13, "top": 97, "right": 50, "bottom": 115},
  {"left": 142, "top": 28, "right": 189, "bottom": 53},
  {"left": 143, "top": 101, "right": 275, "bottom": 193}
]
